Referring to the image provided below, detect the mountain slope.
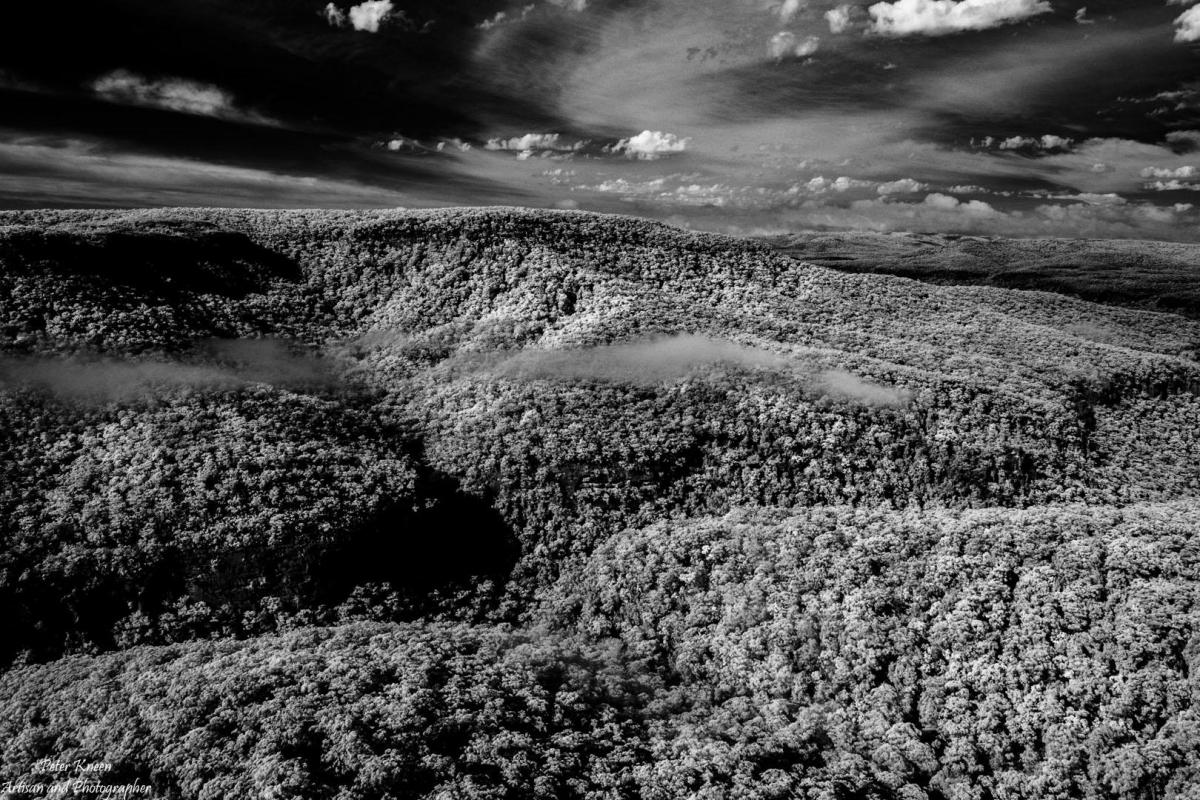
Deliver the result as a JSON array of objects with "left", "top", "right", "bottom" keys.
[{"left": 2, "top": 208, "right": 1200, "bottom": 799}]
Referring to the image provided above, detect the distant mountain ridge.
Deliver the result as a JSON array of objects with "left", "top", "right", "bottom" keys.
[{"left": 764, "top": 230, "right": 1200, "bottom": 321}]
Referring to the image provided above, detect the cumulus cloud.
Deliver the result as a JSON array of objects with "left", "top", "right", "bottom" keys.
[
  {"left": 826, "top": 4, "right": 855, "bottom": 32},
  {"left": 437, "top": 138, "right": 472, "bottom": 152},
  {"left": 1041, "top": 135, "right": 1073, "bottom": 150},
  {"left": 348, "top": 0, "right": 394, "bottom": 32},
  {"left": 794, "top": 34, "right": 822, "bottom": 56},
  {"left": 91, "top": 70, "right": 264, "bottom": 123},
  {"left": 325, "top": 0, "right": 429, "bottom": 32},
  {"left": 923, "top": 192, "right": 1000, "bottom": 215},
  {"left": 1176, "top": 5, "right": 1200, "bottom": 42},
  {"left": 1141, "top": 165, "right": 1199, "bottom": 179},
  {"left": 769, "top": 31, "right": 821, "bottom": 58},
  {"left": 1146, "top": 180, "right": 1194, "bottom": 191},
  {"left": 807, "top": 175, "right": 875, "bottom": 193},
  {"left": 997, "top": 134, "right": 1074, "bottom": 151},
  {"left": 486, "top": 133, "right": 580, "bottom": 152},
  {"left": 877, "top": 178, "right": 927, "bottom": 194},
  {"left": 780, "top": 0, "right": 807, "bottom": 22},
  {"left": 997, "top": 136, "right": 1030, "bottom": 150},
  {"left": 1071, "top": 192, "right": 1127, "bottom": 205},
  {"left": 769, "top": 32, "right": 794, "bottom": 58},
  {"left": 1140, "top": 164, "right": 1199, "bottom": 190},
  {"left": 611, "top": 130, "right": 690, "bottom": 159},
  {"left": 323, "top": 2, "right": 347, "bottom": 26},
  {"left": 867, "top": 0, "right": 1052, "bottom": 36},
  {"left": 547, "top": 0, "right": 588, "bottom": 10}
]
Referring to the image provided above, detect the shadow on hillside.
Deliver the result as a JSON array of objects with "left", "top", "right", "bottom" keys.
[
  {"left": 0, "top": 221, "right": 299, "bottom": 296},
  {"left": 327, "top": 471, "right": 521, "bottom": 601}
]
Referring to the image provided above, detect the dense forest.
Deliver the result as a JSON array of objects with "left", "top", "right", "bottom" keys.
[{"left": 2, "top": 208, "right": 1199, "bottom": 798}]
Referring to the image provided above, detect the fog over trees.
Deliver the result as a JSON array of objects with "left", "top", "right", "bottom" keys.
[{"left": 2, "top": 208, "right": 1199, "bottom": 798}]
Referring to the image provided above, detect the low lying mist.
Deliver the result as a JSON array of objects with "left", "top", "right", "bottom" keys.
[
  {"left": 492, "top": 334, "right": 788, "bottom": 384},
  {"left": 479, "top": 334, "right": 911, "bottom": 407},
  {"left": 0, "top": 338, "right": 339, "bottom": 402},
  {"left": 817, "top": 369, "right": 912, "bottom": 408}
]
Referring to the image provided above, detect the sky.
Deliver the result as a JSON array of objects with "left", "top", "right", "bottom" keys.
[{"left": 3, "top": 0, "right": 1200, "bottom": 239}]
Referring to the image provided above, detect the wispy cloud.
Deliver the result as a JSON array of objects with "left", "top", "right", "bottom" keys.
[
  {"left": 0, "top": 135, "right": 423, "bottom": 208},
  {"left": 91, "top": 70, "right": 272, "bottom": 125}
]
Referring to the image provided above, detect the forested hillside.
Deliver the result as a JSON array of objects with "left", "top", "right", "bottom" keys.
[{"left": 2, "top": 208, "right": 1199, "bottom": 799}]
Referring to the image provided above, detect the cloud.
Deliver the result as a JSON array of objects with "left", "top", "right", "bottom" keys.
[
  {"left": 547, "top": 0, "right": 588, "bottom": 10},
  {"left": 1176, "top": 5, "right": 1200, "bottom": 42},
  {"left": 0, "top": 135, "right": 429, "bottom": 208},
  {"left": 323, "top": 2, "right": 348, "bottom": 27},
  {"left": 1140, "top": 165, "right": 1200, "bottom": 190},
  {"left": 348, "top": 0, "right": 394, "bottom": 32},
  {"left": 611, "top": 130, "right": 690, "bottom": 159},
  {"left": 1166, "top": 130, "right": 1200, "bottom": 151},
  {"left": 1070, "top": 192, "right": 1126, "bottom": 205},
  {"left": 923, "top": 192, "right": 1000, "bottom": 215},
  {"left": 1038, "top": 134, "right": 1073, "bottom": 150},
  {"left": 91, "top": 70, "right": 268, "bottom": 124},
  {"left": 1146, "top": 180, "right": 1195, "bottom": 191},
  {"left": 485, "top": 133, "right": 581, "bottom": 152},
  {"left": 807, "top": 175, "right": 875, "bottom": 193},
  {"left": 1141, "top": 165, "right": 1199, "bottom": 179},
  {"left": 1015, "top": 136, "right": 1200, "bottom": 196},
  {"left": 867, "top": 0, "right": 1052, "bottom": 36},
  {"left": 766, "top": 193, "right": 1200, "bottom": 241},
  {"left": 769, "top": 32, "right": 821, "bottom": 59},
  {"left": 477, "top": 8, "right": 538, "bottom": 30},
  {"left": 877, "top": 178, "right": 927, "bottom": 194},
  {"left": 826, "top": 4, "right": 855, "bottom": 32},
  {"left": 780, "top": 0, "right": 807, "bottom": 22},
  {"left": 794, "top": 34, "right": 822, "bottom": 57},
  {"left": 995, "top": 134, "right": 1074, "bottom": 151},
  {"left": 998, "top": 136, "right": 1030, "bottom": 149},
  {"left": 326, "top": 0, "right": 429, "bottom": 32}
]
